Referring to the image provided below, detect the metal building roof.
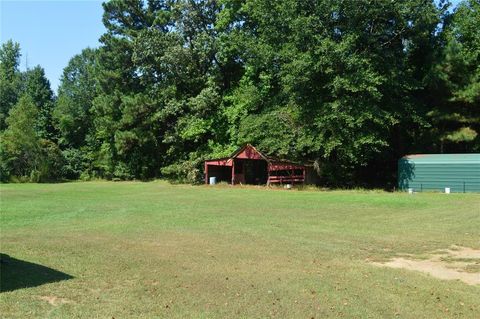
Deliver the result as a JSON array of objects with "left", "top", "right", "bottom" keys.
[{"left": 401, "top": 154, "right": 480, "bottom": 164}]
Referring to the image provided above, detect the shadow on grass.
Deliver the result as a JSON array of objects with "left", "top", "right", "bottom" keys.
[{"left": 0, "top": 254, "right": 73, "bottom": 292}]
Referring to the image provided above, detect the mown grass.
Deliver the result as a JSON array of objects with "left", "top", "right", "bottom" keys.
[{"left": 1, "top": 181, "right": 479, "bottom": 318}]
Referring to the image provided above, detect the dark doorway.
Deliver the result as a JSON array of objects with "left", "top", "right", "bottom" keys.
[
  {"left": 207, "top": 165, "right": 231, "bottom": 183},
  {"left": 243, "top": 160, "right": 268, "bottom": 184}
]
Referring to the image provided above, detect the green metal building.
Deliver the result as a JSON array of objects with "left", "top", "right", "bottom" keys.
[{"left": 398, "top": 154, "right": 480, "bottom": 193}]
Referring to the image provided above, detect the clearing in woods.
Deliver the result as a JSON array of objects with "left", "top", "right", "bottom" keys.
[{"left": 1, "top": 181, "right": 479, "bottom": 318}]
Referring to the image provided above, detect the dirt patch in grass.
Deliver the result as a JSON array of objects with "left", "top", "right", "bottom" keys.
[
  {"left": 38, "top": 295, "right": 73, "bottom": 306},
  {"left": 443, "top": 246, "right": 480, "bottom": 259},
  {"left": 371, "top": 246, "right": 480, "bottom": 285}
]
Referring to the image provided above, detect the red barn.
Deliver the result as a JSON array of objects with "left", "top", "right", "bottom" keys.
[{"left": 204, "top": 144, "right": 306, "bottom": 185}]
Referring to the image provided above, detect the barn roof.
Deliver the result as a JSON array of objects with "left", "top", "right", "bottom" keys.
[
  {"left": 230, "top": 144, "right": 269, "bottom": 160},
  {"left": 205, "top": 144, "right": 305, "bottom": 168}
]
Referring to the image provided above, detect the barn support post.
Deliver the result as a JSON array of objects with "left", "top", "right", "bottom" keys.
[
  {"left": 231, "top": 160, "right": 235, "bottom": 185},
  {"left": 204, "top": 162, "right": 208, "bottom": 184},
  {"left": 267, "top": 164, "right": 271, "bottom": 186}
]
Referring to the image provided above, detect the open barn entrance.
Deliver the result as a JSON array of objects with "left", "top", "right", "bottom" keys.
[
  {"left": 233, "top": 159, "right": 268, "bottom": 185},
  {"left": 206, "top": 165, "right": 231, "bottom": 184},
  {"left": 204, "top": 144, "right": 307, "bottom": 186}
]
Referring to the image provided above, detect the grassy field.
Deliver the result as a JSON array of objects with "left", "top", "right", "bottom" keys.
[{"left": 1, "top": 181, "right": 479, "bottom": 318}]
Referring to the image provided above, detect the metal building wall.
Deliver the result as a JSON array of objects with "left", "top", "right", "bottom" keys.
[{"left": 398, "top": 154, "right": 480, "bottom": 193}]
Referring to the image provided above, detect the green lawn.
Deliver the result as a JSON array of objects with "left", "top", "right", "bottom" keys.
[{"left": 1, "top": 181, "right": 479, "bottom": 318}]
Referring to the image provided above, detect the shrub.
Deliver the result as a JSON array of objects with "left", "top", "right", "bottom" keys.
[{"left": 161, "top": 158, "right": 202, "bottom": 184}]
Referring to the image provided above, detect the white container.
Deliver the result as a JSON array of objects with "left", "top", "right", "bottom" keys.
[
  {"left": 209, "top": 177, "right": 216, "bottom": 185},
  {"left": 408, "top": 188, "right": 413, "bottom": 194},
  {"left": 285, "top": 184, "right": 292, "bottom": 189},
  {"left": 445, "top": 187, "right": 450, "bottom": 194}
]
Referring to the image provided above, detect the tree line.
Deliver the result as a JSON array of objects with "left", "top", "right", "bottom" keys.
[{"left": 1, "top": 0, "right": 479, "bottom": 187}]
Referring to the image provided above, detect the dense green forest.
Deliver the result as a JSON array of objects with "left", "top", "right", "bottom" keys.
[{"left": 1, "top": 0, "right": 479, "bottom": 187}]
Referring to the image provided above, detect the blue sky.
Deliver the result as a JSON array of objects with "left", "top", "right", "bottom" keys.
[
  {"left": 1, "top": 0, "right": 463, "bottom": 94},
  {"left": 1, "top": 0, "right": 105, "bottom": 92}
]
